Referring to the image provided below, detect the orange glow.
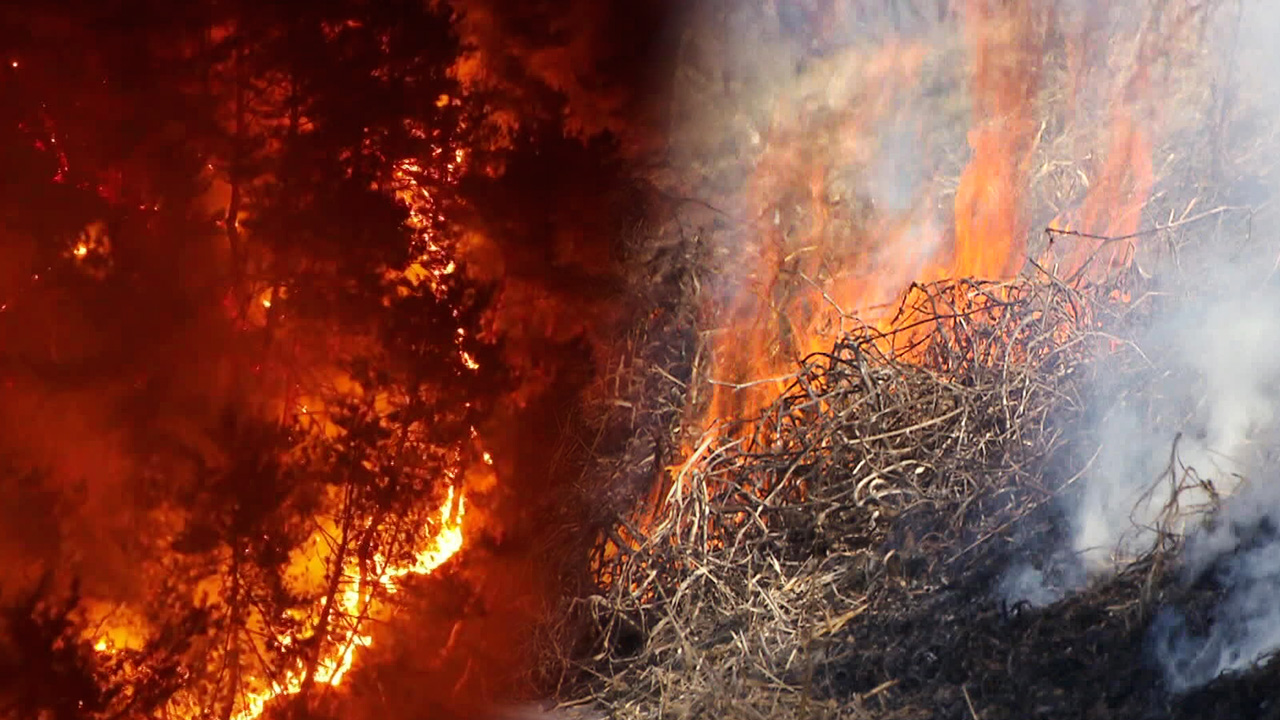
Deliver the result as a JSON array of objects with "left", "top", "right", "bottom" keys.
[
  {"left": 230, "top": 487, "right": 465, "bottom": 720},
  {"left": 91, "top": 486, "right": 467, "bottom": 720}
]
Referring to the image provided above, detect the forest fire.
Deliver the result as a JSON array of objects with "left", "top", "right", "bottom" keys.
[
  {"left": 70, "top": 116, "right": 482, "bottom": 720},
  {"left": 88, "top": 489, "right": 466, "bottom": 720},
  {"left": 0, "top": 0, "right": 606, "bottom": 716},
  {"left": 230, "top": 487, "right": 465, "bottom": 720}
]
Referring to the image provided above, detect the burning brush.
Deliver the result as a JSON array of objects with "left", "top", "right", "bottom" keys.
[{"left": 540, "top": 0, "right": 1280, "bottom": 717}]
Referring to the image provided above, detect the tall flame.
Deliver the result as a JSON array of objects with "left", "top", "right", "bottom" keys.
[
  {"left": 695, "top": 3, "right": 1159, "bottom": 435},
  {"left": 952, "top": 0, "right": 1043, "bottom": 280},
  {"left": 704, "top": 40, "right": 936, "bottom": 427},
  {"left": 1050, "top": 97, "right": 1155, "bottom": 277},
  {"left": 217, "top": 137, "right": 475, "bottom": 719}
]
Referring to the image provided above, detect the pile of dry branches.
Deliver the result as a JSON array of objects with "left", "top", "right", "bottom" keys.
[
  {"left": 516, "top": 0, "right": 1280, "bottom": 712},
  {"left": 530, "top": 262, "right": 1204, "bottom": 718}
]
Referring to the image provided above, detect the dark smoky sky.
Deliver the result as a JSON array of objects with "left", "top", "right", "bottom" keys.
[
  {"left": 0, "top": 207, "right": 250, "bottom": 604},
  {"left": 450, "top": 0, "right": 681, "bottom": 154}
]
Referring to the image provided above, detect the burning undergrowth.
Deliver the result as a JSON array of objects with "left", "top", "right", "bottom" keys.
[
  {"left": 544, "top": 262, "right": 1134, "bottom": 717},
  {"left": 529, "top": 1, "right": 1280, "bottom": 717},
  {"left": 543, "top": 218, "right": 1280, "bottom": 718}
]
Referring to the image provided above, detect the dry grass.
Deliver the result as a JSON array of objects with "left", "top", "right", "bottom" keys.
[
  {"left": 536, "top": 203, "right": 1277, "bottom": 716},
  {"left": 542, "top": 260, "right": 1149, "bottom": 718},
  {"left": 525, "top": 1, "right": 1280, "bottom": 718}
]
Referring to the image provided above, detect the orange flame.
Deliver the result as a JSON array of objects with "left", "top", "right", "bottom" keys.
[
  {"left": 231, "top": 487, "right": 466, "bottom": 720},
  {"left": 688, "top": 3, "right": 1160, "bottom": 451},
  {"left": 703, "top": 40, "right": 936, "bottom": 427},
  {"left": 93, "top": 487, "right": 466, "bottom": 720},
  {"left": 952, "top": 0, "right": 1043, "bottom": 281},
  {"left": 1050, "top": 105, "right": 1155, "bottom": 278}
]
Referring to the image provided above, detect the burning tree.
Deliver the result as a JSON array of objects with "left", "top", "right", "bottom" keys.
[
  {"left": 0, "top": 1, "right": 560, "bottom": 717},
  {"left": 0, "top": 0, "right": 674, "bottom": 713}
]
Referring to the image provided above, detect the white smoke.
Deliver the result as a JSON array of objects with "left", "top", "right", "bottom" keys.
[
  {"left": 1000, "top": 552, "right": 1086, "bottom": 609},
  {"left": 1141, "top": 282, "right": 1280, "bottom": 691},
  {"left": 997, "top": 0, "right": 1280, "bottom": 694},
  {"left": 1074, "top": 289, "right": 1280, "bottom": 571},
  {"left": 1152, "top": 476, "right": 1280, "bottom": 691},
  {"left": 996, "top": 268, "right": 1280, "bottom": 697}
]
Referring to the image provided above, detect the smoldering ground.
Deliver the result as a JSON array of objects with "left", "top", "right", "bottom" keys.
[{"left": 997, "top": 0, "right": 1280, "bottom": 694}]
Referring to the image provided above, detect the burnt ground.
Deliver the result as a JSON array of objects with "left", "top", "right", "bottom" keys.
[{"left": 808, "top": 506, "right": 1280, "bottom": 720}]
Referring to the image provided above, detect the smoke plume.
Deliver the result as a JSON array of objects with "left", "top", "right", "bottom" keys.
[
  {"left": 998, "top": 0, "right": 1280, "bottom": 693},
  {"left": 1152, "top": 474, "right": 1280, "bottom": 691},
  {"left": 1140, "top": 2, "right": 1280, "bottom": 682}
]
